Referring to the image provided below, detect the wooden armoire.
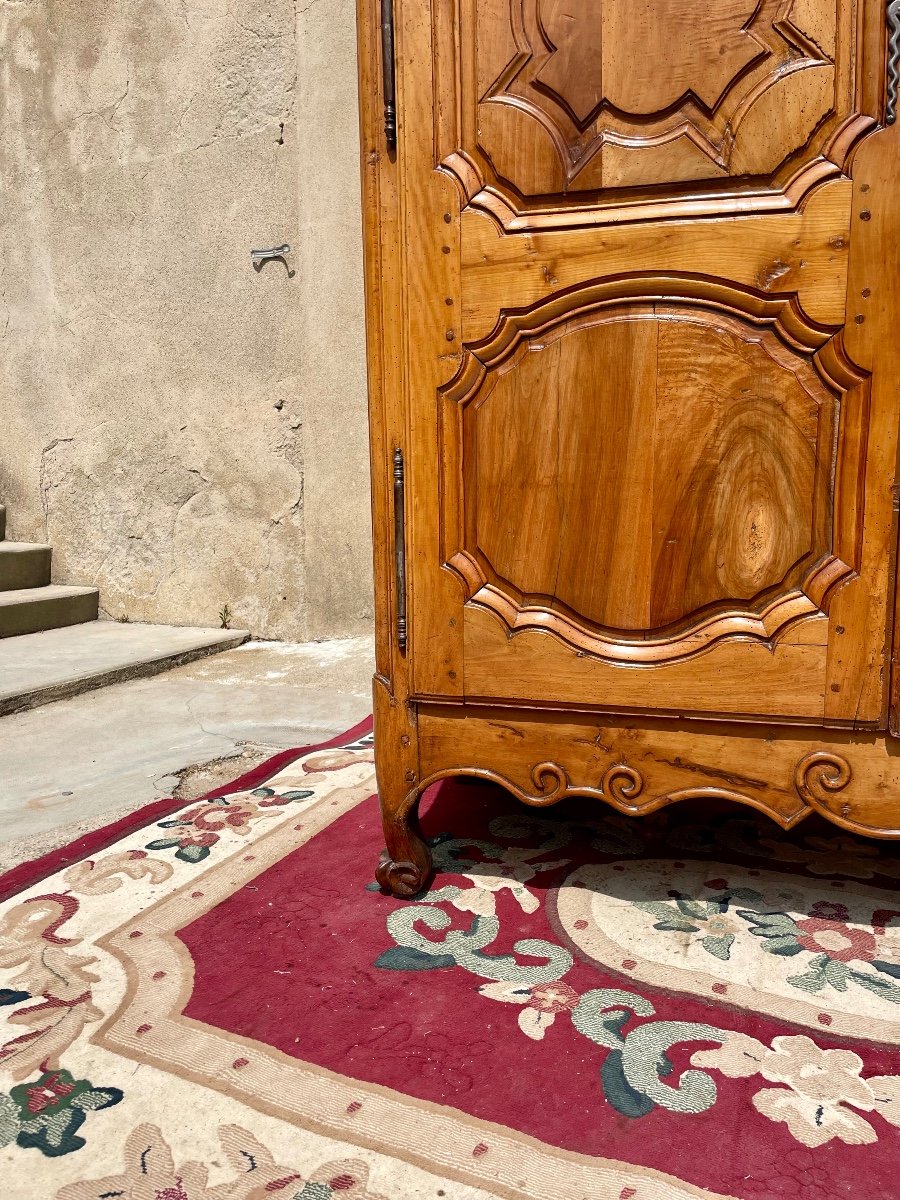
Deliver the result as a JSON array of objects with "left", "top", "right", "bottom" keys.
[{"left": 357, "top": 0, "right": 900, "bottom": 897}]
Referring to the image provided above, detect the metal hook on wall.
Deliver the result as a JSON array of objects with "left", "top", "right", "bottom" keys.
[{"left": 250, "top": 244, "right": 293, "bottom": 275}]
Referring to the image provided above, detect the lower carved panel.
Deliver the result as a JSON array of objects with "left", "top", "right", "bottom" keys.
[{"left": 414, "top": 706, "right": 900, "bottom": 839}]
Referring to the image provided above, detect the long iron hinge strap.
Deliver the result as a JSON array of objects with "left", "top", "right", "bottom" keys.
[
  {"left": 888, "top": 0, "right": 900, "bottom": 124},
  {"left": 381, "top": 0, "right": 397, "bottom": 150},
  {"left": 393, "top": 447, "right": 407, "bottom": 652}
]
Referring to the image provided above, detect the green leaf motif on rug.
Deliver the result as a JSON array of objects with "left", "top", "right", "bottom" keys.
[
  {"left": 0, "top": 988, "right": 31, "bottom": 1006},
  {"left": 700, "top": 934, "right": 734, "bottom": 960},
  {"left": 633, "top": 888, "right": 765, "bottom": 954},
  {"left": 293, "top": 1183, "right": 337, "bottom": 1200},
  {"left": 382, "top": 904, "right": 573, "bottom": 985},
  {"left": 4, "top": 1069, "right": 123, "bottom": 1157},
  {"left": 145, "top": 837, "right": 211, "bottom": 864},
  {"left": 370, "top": 826, "right": 900, "bottom": 1139},
  {"left": 374, "top": 945, "right": 456, "bottom": 971},
  {"left": 572, "top": 989, "right": 724, "bottom": 1116},
  {"left": 0, "top": 1093, "right": 19, "bottom": 1150},
  {"left": 252, "top": 787, "right": 315, "bottom": 803},
  {"left": 737, "top": 909, "right": 803, "bottom": 941},
  {"left": 600, "top": 1051, "right": 656, "bottom": 1118}
]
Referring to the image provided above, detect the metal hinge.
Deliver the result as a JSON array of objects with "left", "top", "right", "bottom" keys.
[
  {"left": 381, "top": 0, "right": 397, "bottom": 150},
  {"left": 393, "top": 447, "right": 407, "bottom": 652},
  {"left": 888, "top": 0, "right": 900, "bottom": 124}
]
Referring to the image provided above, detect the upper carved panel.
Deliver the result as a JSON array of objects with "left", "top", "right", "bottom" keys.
[{"left": 438, "top": 0, "right": 876, "bottom": 228}]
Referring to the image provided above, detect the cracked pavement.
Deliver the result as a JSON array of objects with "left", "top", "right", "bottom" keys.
[{"left": 0, "top": 635, "right": 373, "bottom": 872}]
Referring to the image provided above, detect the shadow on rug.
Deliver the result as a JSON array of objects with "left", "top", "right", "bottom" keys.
[{"left": 2, "top": 719, "right": 900, "bottom": 1199}]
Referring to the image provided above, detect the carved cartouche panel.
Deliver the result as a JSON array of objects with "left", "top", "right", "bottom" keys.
[
  {"left": 440, "top": 0, "right": 872, "bottom": 227},
  {"left": 440, "top": 276, "right": 867, "bottom": 664}
]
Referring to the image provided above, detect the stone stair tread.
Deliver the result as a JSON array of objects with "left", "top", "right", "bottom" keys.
[
  {"left": 0, "top": 584, "right": 97, "bottom": 605},
  {"left": 0, "top": 541, "right": 53, "bottom": 553},
  {"left": 0, "top": 622, "right": 249, "bottom": 714}
]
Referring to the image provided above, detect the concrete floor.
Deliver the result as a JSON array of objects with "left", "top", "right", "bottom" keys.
[{"left": 0, "top": 636, "right": 374, "bottom": 873}]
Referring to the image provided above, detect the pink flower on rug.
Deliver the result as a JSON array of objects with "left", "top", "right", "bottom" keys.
[
  {"left": 177, "top": 831, "right": 220, "bottom": 849},
  {"left": 795, "top": 917, "right": 877, "bottom": 963},
  {"left": 24, "top": 1070, "right": 74, "bottom": 1113},
  {"left": 808, "top": 901, "right": 850, "bottom": 921},
  {"left": 528, "top": 981, "right": 579, "bottom": 1014},
  {"left": 178, "top": 801, "right": 261, "bottom": 834},
  {"left": 478, "top": 978, "right": 580, "bottom": 1040}
]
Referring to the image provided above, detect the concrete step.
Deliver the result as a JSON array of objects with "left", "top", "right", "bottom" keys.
[
  {"left": 0, "top": 622, "right": 250, "bottom": 715},
  {"left": 0, "top": 585, "right": 99, "bottom": 639},
  {"left": 0, "top": 505, "right": 5, "bottom": 541},
  {"left": 0, "top": 543, "right": 52, "bottom": 591}
]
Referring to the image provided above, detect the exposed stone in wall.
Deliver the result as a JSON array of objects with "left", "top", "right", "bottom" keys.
[{"left": 0, "top": 0, "right": 372, "bottom": 639}]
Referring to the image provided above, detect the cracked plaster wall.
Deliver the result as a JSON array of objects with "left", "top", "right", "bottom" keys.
[{"left": 0, "top": 0, "right": 372, "bottom": 639}]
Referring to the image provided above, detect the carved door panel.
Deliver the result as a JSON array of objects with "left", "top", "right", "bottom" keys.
[{"left": 389, "top": 0, "right": 899, "bottom": 726}]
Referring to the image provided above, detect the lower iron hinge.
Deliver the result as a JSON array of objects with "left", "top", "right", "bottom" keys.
[{"left": 393, "top": 447, "right": 407, "bottom": 652}]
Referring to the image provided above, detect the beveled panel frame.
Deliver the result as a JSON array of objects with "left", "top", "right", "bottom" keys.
[
  {"left": 438, "top": 274, "right": 870, "bottom": 665},
  {"left": 432, "top": 0, "right": 884, "bottom": 231}
]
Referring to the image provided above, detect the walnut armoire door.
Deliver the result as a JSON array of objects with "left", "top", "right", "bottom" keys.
[{"left": 359, "top": 0, "right": 900, "bottom": 893}]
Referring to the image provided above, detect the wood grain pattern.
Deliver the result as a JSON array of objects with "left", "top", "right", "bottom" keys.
[
  {"left": 826, "top": 117, "right": 900, "bottom": 724},
  {"left": 650, "top": 315, "right": 824, "bottom": 627},
  {"left": 462, "top": 604, "right": 832, "bottom": 719},
  {"left": 357, "top": 0, "right": 403, "bottom": 682},
  {"left": 471, "top": 309, "right": 833, "bottom": 629},
  {"left": 459, "top": 182, "right": 852, "bottom": 338},
  {"left": 473, "top": 310, "right": 660, "bottom": 630},
  {"left": 479, "top": 0, "right": 837, "bottom": 188},
  {"left": 396, "top": 0, "right": 466, "bottom": 698},
  {"left": 441, "top": 276, "right": 866, "bottom": 665}
]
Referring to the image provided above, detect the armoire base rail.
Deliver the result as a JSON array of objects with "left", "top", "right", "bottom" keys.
[{"left": 373, "top": 684, "right": 900, "bottom": 898}]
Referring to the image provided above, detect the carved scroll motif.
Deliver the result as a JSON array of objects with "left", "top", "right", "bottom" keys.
[
  {"left": 793, "top": 751, "right": 853, "bottom": 810},
  {"left": 400, "top": 748, "right": 863, "bottom": 840},
  {"left": 512, "top": 760, "right": 647, "bottom": 809}
]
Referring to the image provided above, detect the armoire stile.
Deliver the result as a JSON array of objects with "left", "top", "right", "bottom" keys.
[{"left": 357, "top": 0, "right": 900, "bottom": 896}]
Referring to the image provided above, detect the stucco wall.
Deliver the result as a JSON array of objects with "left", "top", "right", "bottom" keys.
[{"left": 0, "top": 0, "right": 372, "bottom": 640}]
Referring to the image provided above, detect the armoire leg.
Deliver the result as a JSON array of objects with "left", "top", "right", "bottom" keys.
[
  {"left": 372, "top": 673, "right": 433, "bottom": 897},
  {"left": 375, "top": 784, "right": 433, "bottom": 898}
]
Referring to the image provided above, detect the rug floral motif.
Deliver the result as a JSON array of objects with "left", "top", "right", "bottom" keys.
[{"left": 2, "top": 723, "right": 900, "bottom": 1200}]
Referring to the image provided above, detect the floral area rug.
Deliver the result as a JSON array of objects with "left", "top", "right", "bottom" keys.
[{"left": 2, "top": 720, "right": 900, "bottom": 1200}]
